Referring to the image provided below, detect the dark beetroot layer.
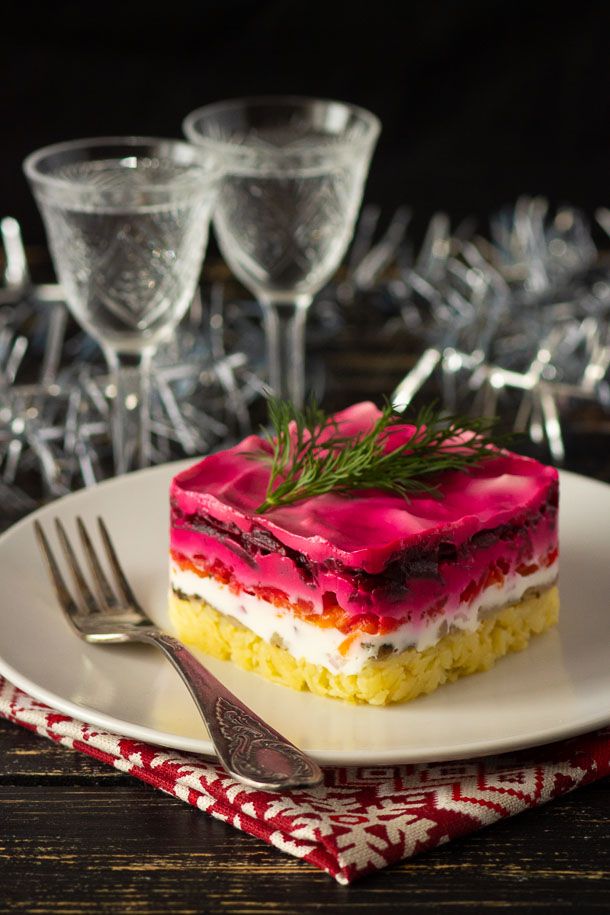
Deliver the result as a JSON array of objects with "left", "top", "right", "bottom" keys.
[
  {"left": 170, "top": 480, "right": 558, "bottom": 609},
  {"left": 170, "top": 402, "right": 560, "bottom": 623}
]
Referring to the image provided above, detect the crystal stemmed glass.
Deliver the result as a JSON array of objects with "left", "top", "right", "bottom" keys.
[
  {"left": 24, "top": 137, "right": 219, "bottom": 474},
  {"left": 183, "top": 97, "right": 380, "bottom": 406}
]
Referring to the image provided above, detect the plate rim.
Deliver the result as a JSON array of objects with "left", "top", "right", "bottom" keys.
[{"left": 1, "top": 463, "right": 609, "bottom": 765}]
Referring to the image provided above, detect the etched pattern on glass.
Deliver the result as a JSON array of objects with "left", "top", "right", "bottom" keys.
[
  {"left": 215, "top": 163, "right": 368, "bottom": 300},
  {"left": 36, "top": 161, "right": 213, "bottom": 350}
]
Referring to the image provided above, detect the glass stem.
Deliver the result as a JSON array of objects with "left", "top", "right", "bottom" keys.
[
  {"left": 261, "top": 297, "right": 311, "bottom": 407},
  {"left": 103, "top": 347, "right": 154, "bottom": 475}
]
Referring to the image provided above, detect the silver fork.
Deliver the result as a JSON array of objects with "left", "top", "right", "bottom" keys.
[{"left": 34, "top": 516, "right": 323, "bottom": 791}]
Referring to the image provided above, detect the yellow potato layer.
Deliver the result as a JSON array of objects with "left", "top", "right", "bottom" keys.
[{"left": 168, "top": 586, "right": 559, "bottom": 706}]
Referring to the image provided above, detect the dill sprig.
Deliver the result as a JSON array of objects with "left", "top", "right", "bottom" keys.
[{"left": 254, "top": 398, "right": 504, "bottom": 514}]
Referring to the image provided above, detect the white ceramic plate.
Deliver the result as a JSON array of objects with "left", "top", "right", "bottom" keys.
[{"left": 0, "top": 464, "right": 609, "bottom": 765}]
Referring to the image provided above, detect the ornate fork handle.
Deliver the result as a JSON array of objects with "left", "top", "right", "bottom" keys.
[{"left": 137, "top": 630, "right": 323, "bottom": 791}]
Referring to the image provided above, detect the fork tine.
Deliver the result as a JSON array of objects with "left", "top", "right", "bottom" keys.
[
  {"left": 54, "top": 518, "right": 100, "bottom": 615},
  {"left": 97, "top": 516, "right": 142, "bottom": 611},
  {"left": 76, "top": 517, "right": 121, "bottom": 612},
  {"left": 34, "top": 521, "right": 81, "bottom": 624}
]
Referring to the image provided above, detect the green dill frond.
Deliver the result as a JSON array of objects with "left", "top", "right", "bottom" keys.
[{"left": 254, "top": 397, "right": 505, "bottom": 514}]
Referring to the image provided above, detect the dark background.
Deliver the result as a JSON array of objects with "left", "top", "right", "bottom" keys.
[{"left": 3, "top": 1, "right": 609, "bottom": 245}]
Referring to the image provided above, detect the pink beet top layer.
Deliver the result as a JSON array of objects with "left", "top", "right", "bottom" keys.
[
  {"left": 170, "top": 403, "right": 559, "bottom": 627},
  {"left": 171, "top": 402, "right": 558, "bottom": 572}
]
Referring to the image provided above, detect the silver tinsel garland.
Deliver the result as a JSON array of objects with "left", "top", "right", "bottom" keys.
[{"left": 1, "top": 198, "right": 609, "bottom": 523}]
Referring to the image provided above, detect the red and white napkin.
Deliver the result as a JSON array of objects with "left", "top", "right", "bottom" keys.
[{"left": 1, "top": 676, "right": 608, "bottom": 884}]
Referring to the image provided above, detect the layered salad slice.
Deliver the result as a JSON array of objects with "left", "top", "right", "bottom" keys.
[{"left": 169, "top": 402, "right": 559, "bottom": 705}]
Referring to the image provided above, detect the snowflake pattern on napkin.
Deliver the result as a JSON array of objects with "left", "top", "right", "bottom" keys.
[{"left": 1, "top": 676, "right": 608, "bottom": 884}]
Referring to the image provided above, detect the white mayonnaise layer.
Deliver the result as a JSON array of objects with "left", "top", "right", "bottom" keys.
[{"left": 170, "top": 562, "right": 558, "bottom": 676}]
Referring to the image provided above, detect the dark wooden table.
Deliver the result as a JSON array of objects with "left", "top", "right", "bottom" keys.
[{"left": 1, "top": 343, "right": 610, "bottom": 912}]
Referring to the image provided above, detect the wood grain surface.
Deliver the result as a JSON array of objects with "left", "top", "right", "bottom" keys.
[{"left": 1, "top": 718, "right": 609, "bottom": 913}]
